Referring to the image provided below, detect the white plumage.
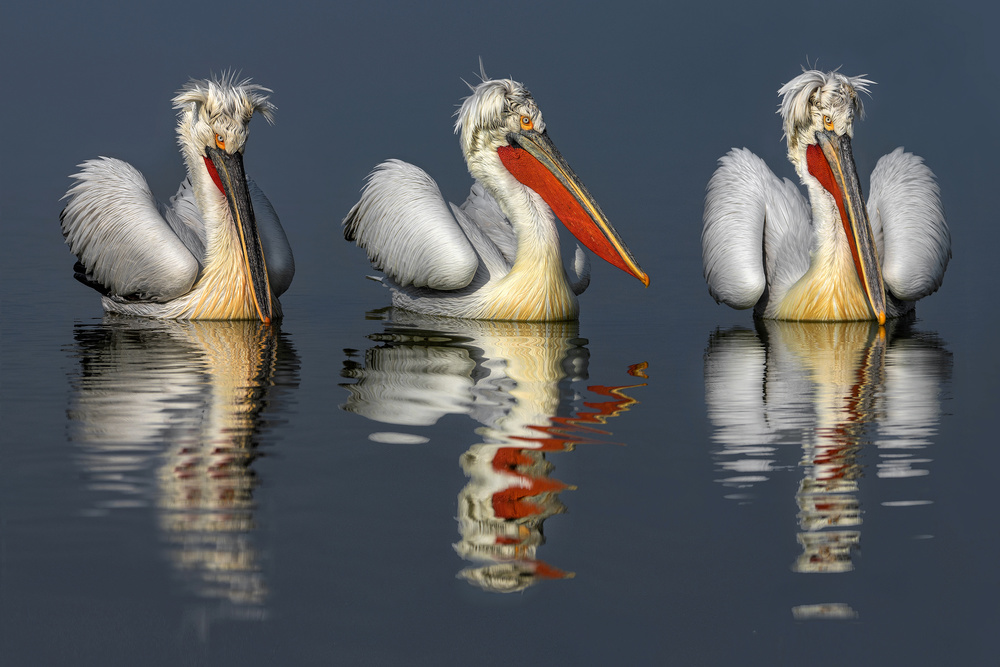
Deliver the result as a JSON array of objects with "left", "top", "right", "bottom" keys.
[
  {"left": 61, "top": 74, "right": 293, "bottom": 322},
  {"left": 703, "top": 70, "right": 950, "bottom": 322},
  {"left": 344, "top": 75, "right": 647, "bottom": 321}
]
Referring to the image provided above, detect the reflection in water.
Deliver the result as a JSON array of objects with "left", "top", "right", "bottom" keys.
[
  {"left": 67, "top": 318, "right": 299, "bottom": 629},
  {"left": 704, "top": 318, "right": 951, "bottom": 617},
  {"left": 341, "top": 309, "right": 645, "bottom": 593}
]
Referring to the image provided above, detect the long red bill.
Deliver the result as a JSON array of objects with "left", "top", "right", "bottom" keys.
[{"left": 498, "top": 131, "right": 648, "bottom": 286}]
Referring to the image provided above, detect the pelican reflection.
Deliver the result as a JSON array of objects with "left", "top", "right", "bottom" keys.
[
  {"left": 67, "top": 318, "right": 298, "bottom": 627},
  {"left": 341, "top": 309, "right": 645, "bottom": 593},
  {"left": 703, "top": 318, "right": 950, "bottom": 618}
]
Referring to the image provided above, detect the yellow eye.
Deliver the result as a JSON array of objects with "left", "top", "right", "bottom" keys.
[
  {"left": 215, "top": 134, "right": 226, "bottom": 150},
  {"left": 520, "top": 115, "right": 533, "bottom": 131},
  {"left": 823, "top": 115, "right": 834, "bottom": 131}
]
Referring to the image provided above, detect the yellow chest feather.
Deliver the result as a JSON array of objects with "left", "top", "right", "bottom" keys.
[
  {"left": 476, "top": 256, "right": 577, "bottom": 322},
  {"left": 776, "top": 261, "right": 873, "bottom": 321},
  {"left": 178, "top": 230, "right": 277, "bottom": 320}
]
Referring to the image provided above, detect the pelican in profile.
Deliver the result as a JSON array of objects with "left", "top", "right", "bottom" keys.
[
  {"left": 61, "top": 74, "right": 294, "bottom": 322},
  {"left": 702, "top": 70, "right": 950, "bottom": 323},
  {"left": 343, "top": 75, "right": 648, "bottom": 321}
]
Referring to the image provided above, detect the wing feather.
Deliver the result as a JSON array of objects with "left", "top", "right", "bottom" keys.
[
  {"left": 868, "top": 148, "right": 950, "bottom": 301},
  {"left": 343, "top": 160, "right": 479, "bottom": 290},
  {"left": 703, "top": 148, "right": 810, "bottom": 309},
  {"left": 248, "top": 178, "right": 295, "bottom": 296},
  {"left": 458, "top": 181, "right": 517, "bottom": 264},
  {"left": 61, "top": 158, "right": 200, "bottom": 301},
  {"left": 161, "top": 177, "right": 206, "bottom": 260}
]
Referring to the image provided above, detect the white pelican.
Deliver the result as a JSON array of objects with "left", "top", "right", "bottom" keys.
[
  {"left": 343, "top": 76, "right": 648, "bottom": 321},
  {"left": 61, "top": 74, "right": 294, "bottom": 322},
  {"left": 702, "top": 70, "right": 951, "bottom": 323}
]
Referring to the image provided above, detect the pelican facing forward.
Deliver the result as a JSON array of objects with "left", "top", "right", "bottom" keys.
[
  {"left": 61, "top": 75, "right": 294, "bottom": 322},
  {"left": 702, "top": 70, "right": 950, "bottom": 323},
  {"left": 343, "top": 76, "right": 648, "bottom": 321}
]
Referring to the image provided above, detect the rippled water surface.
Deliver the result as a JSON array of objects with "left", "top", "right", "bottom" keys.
[{"left": 2, "top": 1, "right": 997, "bottom": 664}]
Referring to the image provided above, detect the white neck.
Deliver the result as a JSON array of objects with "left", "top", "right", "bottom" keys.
[{"left": 467, "top": 154, "right": 576, "bottom": 320}]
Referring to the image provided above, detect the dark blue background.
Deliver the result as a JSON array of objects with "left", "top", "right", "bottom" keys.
[{"left": 1, "top": 1, "right": 995, "bottom": 664}]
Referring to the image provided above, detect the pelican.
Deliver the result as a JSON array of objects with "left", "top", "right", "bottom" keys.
[
  {"left": 61, "top": 74, "right": 294, "bottom": 322},
  {"left": 702, "top": 70, "right": 951, "bottom": 323},
  {"left": 343, "top": 75, "right": 648, "bottom": 321}
]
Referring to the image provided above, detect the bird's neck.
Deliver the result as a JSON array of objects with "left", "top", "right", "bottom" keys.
[
  {"left": 475, "top": 167, "right": 577, "bottom": 320},
  {"left": 182, "top": 144, "right": 241, "bottom": 253},
  {"left": 776, "top": 179, "right": 873, "bottom": 321}
]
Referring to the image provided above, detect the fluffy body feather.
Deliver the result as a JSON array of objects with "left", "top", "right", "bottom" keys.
[
  {"left": 61, "top": 74, "right": 293, "bottom": 320},
  {"left": 703, "top": 70, "right": 950, "bottom": 321},
  {"left": 344, "top": 76, "right": 644, "bottom": 321}
]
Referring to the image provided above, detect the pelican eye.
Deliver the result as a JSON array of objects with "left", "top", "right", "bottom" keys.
[
  {"left": 215, "top": 134, "right": 226, "bottom": 150},
  {"left": 520, "top": 115, "right": 533, "bottom": 131},
  {"left": 823, "top": 115, "right": 834, "bottom": 131}
]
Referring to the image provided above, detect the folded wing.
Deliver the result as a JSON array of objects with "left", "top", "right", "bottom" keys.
[
  {"left": 61, "top": 158, "right": 200, "bottom": 302},
  {"left": 867, "top": 148, "right": 951, "bottom": 301},
  {"left": 248, "top": 178, "right": 295, "bottom": 297},
  {"left": 703, "top": 148, "right": 811, "bottom": 309},
  {"left": 343, "top": 159, "right": 480, "bottom": 291}
]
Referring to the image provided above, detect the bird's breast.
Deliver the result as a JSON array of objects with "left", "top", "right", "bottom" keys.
[
  {"left": 475, "top": 253, "right": 577, "bottom": 321},
  {"left": 175, "top": 224, "right": 279, "bottom": 320},
  {"left": 774, "top": 253, "right": 875, "bottom": 321}
]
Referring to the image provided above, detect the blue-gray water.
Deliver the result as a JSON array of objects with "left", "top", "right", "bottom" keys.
[{"left": 1, "top": 1, "right": 997, "bottom": 664}]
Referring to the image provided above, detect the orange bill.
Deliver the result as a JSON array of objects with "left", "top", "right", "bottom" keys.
[{"left": 498, "top": 129, "right": 648, "bottom": 286}]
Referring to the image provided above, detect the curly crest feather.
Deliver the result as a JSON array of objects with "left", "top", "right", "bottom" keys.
[
  {"left": 454, "top": 77, "right": 543, "bottom": 158},
  {"left": 173, "top": 72, "right": 276, "bottom": 128},
  {"left": 778, "top": 69, "right": 873, "bottom": 153}
]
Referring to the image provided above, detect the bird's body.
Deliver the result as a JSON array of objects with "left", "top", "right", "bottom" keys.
[
  {"left": 61, "top": 74, "right": 293, "bottom": 322},
  {"left": 702, "top": 70, "right": 950, "bottom": 323},
  {"left": 344, "top": 76, "right": 647, "bottom": 321}
]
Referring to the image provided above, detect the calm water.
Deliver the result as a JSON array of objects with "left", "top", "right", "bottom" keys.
[{"left": 2, "top": 1, "right": 997, "bottom": 664}]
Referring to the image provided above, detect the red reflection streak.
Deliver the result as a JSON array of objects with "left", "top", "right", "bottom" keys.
[
  {"left": 488, "top": 365, "right": 647, "bottom": 546},
  {"left": 456, "top": 362, "right": 648, "bottom": 591}
]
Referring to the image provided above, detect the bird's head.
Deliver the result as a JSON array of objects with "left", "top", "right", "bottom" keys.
[
  {"left": 779, "top": 69, "right": 871, "bottom": 167},
  {"left": 453, "top": 75, "right": 648, "bottom": 287},
  {"left": 173, "top": 73, "right": 275, "bottom": 159},
  {"left": 455, "top": 77, "right": 545, "bottom": 160}
]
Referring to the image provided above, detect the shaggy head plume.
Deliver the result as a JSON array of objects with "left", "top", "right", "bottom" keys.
[
  {"left": 454, "top": 75, "right": 545, "bottom": 158},
  {"left": 778, "top": 69, "right": 873, "bottom": 155},
  {"left": 172, "top": 72, "right": 275, "bottom": 154}
]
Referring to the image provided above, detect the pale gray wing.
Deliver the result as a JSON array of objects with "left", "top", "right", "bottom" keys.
[
  {"left": 343, "top": 159, "right": 479, "bottom": 290},
  {"left": 162, "top": 177, "right": 206, "bottom": 260},
  {"left": 703, "top": 148, "right": 811, "bottom": 309},
  {"left": 458, "top": 181, "right": 517, "bottom": 264},
  {"left": 248, "top": 177, "right": 295, "bottom": 297},
  {"left": 567, "top": 245, "right": 591, "bottom": 296},
  {"left": 867, "top": 148, "right": 951, "bottom": 301},
  {"left": 61, "top": 158, "right": 200, "bottom": 301}
]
